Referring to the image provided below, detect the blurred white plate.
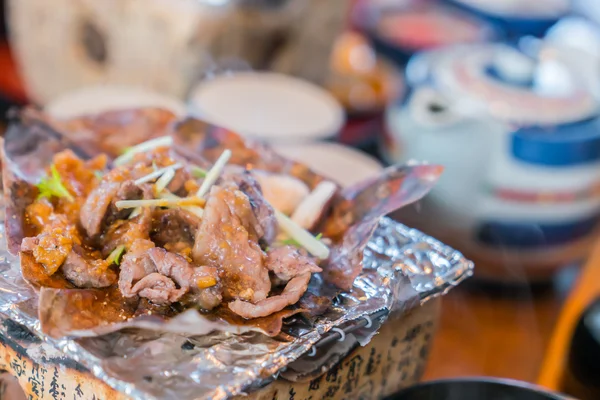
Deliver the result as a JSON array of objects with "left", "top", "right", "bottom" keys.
[
  {"left": 272, "top": 142, "right": 383, "bottom": 187},
  {"left": 189, "top": 72, "right": 345, "bottom": 142},
  {"left": 44, "top": 85, "right": 187, "bottom": 119}
]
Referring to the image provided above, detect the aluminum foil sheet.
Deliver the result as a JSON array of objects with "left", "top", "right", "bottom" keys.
[
  {"left": 0, "top": 109, "right": 473, "bottom": 399},
  {"left": 0, "top": 195, "right": 473, "bottom": 400}
]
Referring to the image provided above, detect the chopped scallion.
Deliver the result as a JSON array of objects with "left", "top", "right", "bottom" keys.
[
  {"left": 134, "top": 163, "right": 182, "bottom": 186},
  {"left": 275, "top": 210, "right": 329, "bottom": 259},
  {"left": 281, "top": 237, "right": 301, "bottom": 247},
  {"left": 191, "top": 165, "right": 207, "bottom": 178},
  {"left": 113, "top": 136, "right": 174, "bottom": 166},
  {"left": 196, "top": 150, "right": 232, "bottom": 198},
  {"left": 115, "top": 197, "right": 205, "bottom": 209},
  {"left": 128, "top": 207, "right": 142, "bottom": 219},
  {"left": 158, "top": 191, "right": 204, "bottom": 217},
  {"left": 36, "top": 165, "right": 74, "bottom": 202},
  {"left": 106, "top": 245, "right": 126, "bottom": 266},
  {"left": 154, "top": 167, "right": 176, "bottom": 194}
]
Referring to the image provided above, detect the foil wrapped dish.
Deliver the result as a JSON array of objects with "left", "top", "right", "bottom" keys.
[{"left": 0, "top": 107, "right": 474, "bottom": 399}]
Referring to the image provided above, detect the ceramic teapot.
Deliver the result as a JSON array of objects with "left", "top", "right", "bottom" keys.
[
  {"left": 384, "top": 44, "right": 600, "bottom": 281},
  {"left": 445, "top": 0, "right": 570, "bottom": 38}
]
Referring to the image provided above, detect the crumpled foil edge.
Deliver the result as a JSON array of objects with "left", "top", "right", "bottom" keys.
[{"left": 0, "top": 216, "right": 473, "bottom": 400}]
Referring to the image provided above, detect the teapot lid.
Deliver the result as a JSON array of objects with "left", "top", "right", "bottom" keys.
[
  {"left": 373, "top": 3, "right": 494, "bottom": 51},
  {"left": 451, "top": 0, "right": 569, "bottom": 20},
  {"left": 415, "top": 44, "right": 598, "bottom": 125},
  {"left": 447, "top": 0, "right": 568, "bottom": 38},
  {"left": 354, "top": 0, "right": 496, "bottom": 52}
]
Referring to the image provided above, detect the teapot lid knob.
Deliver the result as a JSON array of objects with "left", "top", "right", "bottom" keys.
[{"left": 492, "top": 48, "right": 536, "bottom": 86}]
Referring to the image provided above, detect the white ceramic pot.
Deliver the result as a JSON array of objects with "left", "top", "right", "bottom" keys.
[
  {"left": 188, "top": 72, "right": 344, "bottom": 143},
  {"left": 384, "top": 44, "right": 600, "bottom": 281}
]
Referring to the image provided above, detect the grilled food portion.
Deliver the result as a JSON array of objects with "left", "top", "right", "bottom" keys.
[{"left": 18, "top": 135, "right": 334, "bottom": 319}]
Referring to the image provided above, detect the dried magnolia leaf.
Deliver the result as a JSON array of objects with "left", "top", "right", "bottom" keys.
[{"left": 2, "top": 107, "right": 440, "bottom": 338}]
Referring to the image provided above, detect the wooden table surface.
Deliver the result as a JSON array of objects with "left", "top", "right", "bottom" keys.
[
  {"left": 1, "top": 35, "right": 598, "bottom": 396},
  {"left": 422, "top": 234, "right": 600, "bottom": 396},
  {"left": 422, "top": 240, "right": 600, "bottom": 400},
  {"left": 423, "top": 280, "right": 567, "bottom": 383}
]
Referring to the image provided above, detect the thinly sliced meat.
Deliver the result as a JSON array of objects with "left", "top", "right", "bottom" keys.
[
  {"left": 119, "top": 239, "right": 221, "bottom": 307},
  {"left": 102, "top": 206, "right": 153, "bottom": 256},
  {"left": 151, "top": 208, "right": 201, "bottom": 250},
  {"left": 118, "top": 239, "right": 156, "bottom": 296},
  {"left": 223, "top": 168, "right": 278, "bottom": 244},
  {"left": 143, "top": 248, "right": 221, "bottom": 307},
  {"left": 147, "top": 247, "right": 194, "bottom": 290},
  {"left": 238, "top": 174, "right": 278, "bottom": 244},
  {"left": 116, "top": 180, "right": 141, "bottom": 199},
  {"left": 265, "top": 246, "right": 322, "bottom": 283},
  {"left": 62, "top": 245, "right": 117, "bottom": 288},
  {"left": 193, "top": 185, "right": 270, "bottom": 303},
  {"left": 184, "top": 266, "right": 223, "bottom": 310},
  {"left": 80, "top": 175, "right": 148, "bottom": 238},
  {"left": 102, "top": 185, "right": 154, "bottom": 255},
  {"left": 132, "top": 273, "right": 186, "bottom": 304},
  {"left": 228, "top": 273, "right": 311, "bottom": 319},
  {"left": 104, "top": 180, "right": 143, "bottom": 226},
  {"left": 228, "top": 246, "right": 320, "bottom": 318},
  {"left": 79, "top": 180, "right": 121, "bottom": 237},
  {"left": 167, "top": 168, "right": 192, "bottom": 195}
]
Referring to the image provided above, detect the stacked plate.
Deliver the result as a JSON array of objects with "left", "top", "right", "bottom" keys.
[
  {"left": 44, "top": 73, "right": 382, "bottom": 187},
  {"left": 44, "top": 84, "right": 187, "bottom": 118}
]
